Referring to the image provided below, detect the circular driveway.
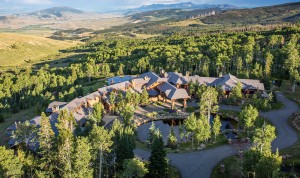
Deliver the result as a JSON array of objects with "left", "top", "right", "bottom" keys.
[{"left": 134, "top": 92, "right": 299, "bottom": 178}]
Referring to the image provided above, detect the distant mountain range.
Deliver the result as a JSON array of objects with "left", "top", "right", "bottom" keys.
[
  {"left": 124, "top": 2, "right": 237, "bottom": 15},
  {"left": 26, "top": 6, "right": 84, "bottom": 18}
]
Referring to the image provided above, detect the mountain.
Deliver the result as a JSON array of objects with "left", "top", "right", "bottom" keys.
[
  {"left": 125, "top": 2, "right": 237, "bottom": 15},
  {"left": 26, "top": 7, "right": 85, "bottom": 18},
  {"left": 202, "top": 2, "right": 300, "bottom": 25}
]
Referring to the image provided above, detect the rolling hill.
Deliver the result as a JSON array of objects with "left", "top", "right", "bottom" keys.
[
  {"left": 125, "top": 2, "right": 237, "bottom": 15},
  {"left": 202, "top": 2, "right": 300, "bottom": 25},
  {"left": 0, "top": 7, "right": 130, "bottom": 30},
  {"left": 0, "top": 33, "right": 78, "bottom": 67}
]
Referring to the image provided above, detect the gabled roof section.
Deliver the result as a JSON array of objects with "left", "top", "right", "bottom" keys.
[
  {"left": 98, "top": 81, "right": 131, "bottom": 95},
  {"left": 157, "top": 82, "right": 189, "bottom": 100},
  {"left": 188, "top": 76, "right": 218, "bottom": 85},
  {"left": 46, "top": 101, "right": 68, "bottom": 113},
  {"left": 211, "top": 74, "right": 240, "bottom": 90},
  {"left": 167, "top": 72, "right": 188, "bottom": 85}
]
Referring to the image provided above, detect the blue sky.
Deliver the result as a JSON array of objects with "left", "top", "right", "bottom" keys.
[{"left": 0, "top": 0, "right": 299, "bottom": 13}]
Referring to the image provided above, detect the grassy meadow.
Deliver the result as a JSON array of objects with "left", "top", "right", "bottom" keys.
[{"left": 0, "top": 33, "right": 80, "bottom": 67}]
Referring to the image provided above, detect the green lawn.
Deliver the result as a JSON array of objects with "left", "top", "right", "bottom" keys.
[{"left": 136, "top": 135, "right": 227, "bottom": 154}]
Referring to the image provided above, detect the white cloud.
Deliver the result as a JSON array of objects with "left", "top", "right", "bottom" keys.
[{"left": 20, "top": 0, "right": 52, "bottom": 4}]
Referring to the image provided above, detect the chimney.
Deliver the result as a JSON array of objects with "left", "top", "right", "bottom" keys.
[
  {"left": 186, "top": 71, "right": 190, "bottom": 77},
  {"left": 160, "top": 69, "right": 165, "bottom": 77}
]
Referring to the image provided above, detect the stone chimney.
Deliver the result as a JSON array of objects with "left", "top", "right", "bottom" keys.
[
  {"left": 186, "top": 71, "right": 190, "bottom": 77},
  {"left": 160, "top": 69, "right": 165, "bottom": 77}
]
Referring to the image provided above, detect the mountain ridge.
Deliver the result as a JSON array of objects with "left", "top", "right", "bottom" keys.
[{"left": 125, "top": 2, "right": 237, "bottom": 15}]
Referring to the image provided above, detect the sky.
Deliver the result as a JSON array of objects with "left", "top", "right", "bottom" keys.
[{"left": 0, "top": 0, "right": 299, "bottom": 14}]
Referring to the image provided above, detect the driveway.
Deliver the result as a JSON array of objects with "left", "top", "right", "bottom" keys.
[{"left": 134, "top": 92, "right": 299, "bottom": 178}]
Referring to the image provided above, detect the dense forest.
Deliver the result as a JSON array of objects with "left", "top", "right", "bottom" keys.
[{"left": 0, "top": 26, "right": 300, "bottom": 119}]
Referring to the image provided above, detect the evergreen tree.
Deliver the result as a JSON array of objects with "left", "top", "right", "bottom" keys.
[
  {"left": 140, "top": 87, "right": 149, "bottom": 106},
  {"left": 0, "top": 146, "right": 23, "bottom": 177},
  {"left": 167, "top": 126, "right": 177, "bottom": 149},
  {"left": 147, "top": 130, "right": 168, "bottom": 178},
  {"left": 121, "top": 158, "right": 148, "bottom": 178},
  {"left": 38, "top": 112, "right": 55, "bottom": 175},
  {"left": 147, "top": 121, "right": 156, "bottom": 145},
  {"left": 115, "top": 127, "right": 136, "bottom": 169},
  {"left": 89, "top": 125, "right": 113, "bottom": 178},
  {"left": 72, "top": 137, "right": 93, "bottom": 178},
  {"left": 55, "top": 109, "right": 75, "bottom": 177}
]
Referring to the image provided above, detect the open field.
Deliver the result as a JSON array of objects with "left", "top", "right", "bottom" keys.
[{"left": 0, "top": 33, "right": 79, "bottom": 67}]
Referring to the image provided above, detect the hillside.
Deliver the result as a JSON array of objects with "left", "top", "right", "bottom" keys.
[
  {"left": 0, "top": 33, "right": 78, "bottom": 67},
  {"left": 202, "top": 2, "right": 300, "bottom": 25},
  {"left": 27, "top": 6, "right": 85, "bottom": 18},
  {"left": 125, "top": 2, "right": 236, "bottom": 15},
  {"left": 0, "top": 7, "right": 130, "bottom": 30}
]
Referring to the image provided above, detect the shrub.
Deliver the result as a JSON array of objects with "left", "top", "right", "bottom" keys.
[{"left": 185, "top": 106, "right": 195, "bottom": 113}]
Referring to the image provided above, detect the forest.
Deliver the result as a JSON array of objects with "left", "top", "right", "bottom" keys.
[{"left": 0, "top": 26, "right": 300, "bottom": 120}]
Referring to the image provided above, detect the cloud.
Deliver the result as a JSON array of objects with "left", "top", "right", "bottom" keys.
[{"left": 20, "top": 0, "right": 52, "bottom": 4}]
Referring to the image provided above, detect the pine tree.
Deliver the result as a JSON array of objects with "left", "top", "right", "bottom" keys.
[
  {"left": 140, "top": 87, "right": 149, "bottom": 106},
  {"left": 167, "top": 126, "right": 177, "bottom": 149},
  {"left": 147, "top": 121, "right": 156, "bottom": 145},
  {"left": 115, "top": 126, "right": 136, "bottom": 169},
  {"left": 38, "top": 112, "right": 55, "bottom": 175},
  {"left": 89, "top": 125, "right": 113, "bottom": 178},
  {"left": 148, "top": 129, "right": 168, "bottom": 178},
  {"left": 0, "top": 146, "right": 23, "bottom": 177},
  {"left": 122, "top": 158, "right": 148, "bottom": 178},
  {"left": 72, "top": 137, "right": 93, "bottom": 178},
  {"left": 55, "top": 109, "right": 75, "bottom": 177}
]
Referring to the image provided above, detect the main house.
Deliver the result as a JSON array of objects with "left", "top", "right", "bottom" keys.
[{"left": 7, "top": 71, "right": 265, "bottom": 150}]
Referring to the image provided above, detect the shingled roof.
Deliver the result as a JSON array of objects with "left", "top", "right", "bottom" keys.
[
  {"left": 46, "top": 101, "right": 68, "bottom": 113},
  {"left": 157, "top": 82, "right": 189, "bottom": 100},
  {"left": 167, "top": 72, "right": 188, "bottom": 85},
  {"left": 210, "top": 74, "right": 265, "bottom": 91}
]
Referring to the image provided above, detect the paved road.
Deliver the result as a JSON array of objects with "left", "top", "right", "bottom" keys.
[{"left": 134, "top": 92, "right": 299, "bottom": 178}]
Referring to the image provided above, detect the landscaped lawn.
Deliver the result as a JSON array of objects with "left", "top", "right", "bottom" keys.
[{"left": 136, "top": 134, "right": 228, "bottom": 154}]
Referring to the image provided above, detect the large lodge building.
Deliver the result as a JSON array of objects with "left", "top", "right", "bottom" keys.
[{"left": 7, "top": 71, "right": 265, "bottom": 149}]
